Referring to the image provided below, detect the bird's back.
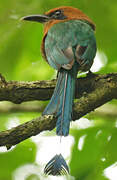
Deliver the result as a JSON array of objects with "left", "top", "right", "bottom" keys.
[{"left": 44, "top": 20, "right": 96, "bottom": 71}]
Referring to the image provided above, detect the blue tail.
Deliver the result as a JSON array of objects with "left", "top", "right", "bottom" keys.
[
  {"left": 44, "top": 154, "right": 69, "bottom": 175},
  {"left": 42, "top": 64, "right": 78, "bottom": 136}
]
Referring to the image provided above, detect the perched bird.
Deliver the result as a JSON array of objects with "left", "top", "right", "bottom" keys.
[
  {"left": 22, "top": 6, "right": 96, "bottom": 136},
  {"left": 22, "top": 6, "right": 97, "bottom": 175}
]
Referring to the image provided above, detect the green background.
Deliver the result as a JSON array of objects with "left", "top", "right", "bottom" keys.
[{"left": 0, "top": 0, "right": 117, "bottom": 179}]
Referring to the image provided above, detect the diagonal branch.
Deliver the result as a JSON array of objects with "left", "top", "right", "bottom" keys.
[{"left": 0, "top": 73, "right": 117, "bottom": 149}]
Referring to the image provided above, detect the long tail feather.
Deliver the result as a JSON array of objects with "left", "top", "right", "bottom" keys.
[
  {"left": 56, "top": 69, "right": 76, "bottom": 136},
  {"left": 42, "top": 71, "right": 64, "bottom": 115},
  {"left": 43, "top": 64, "right": 78, "bottom": 136},
  {"left": 44, "top": 154, "right": 69, "bottom": 176}
]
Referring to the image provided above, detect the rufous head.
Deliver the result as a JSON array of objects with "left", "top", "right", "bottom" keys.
[{"left": 21, "top": 6, "right": 95, "bottom": 35}]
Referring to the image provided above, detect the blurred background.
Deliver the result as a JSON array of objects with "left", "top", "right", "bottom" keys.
[{"left": 0, "top": 0, "right": 117, "bottom": 180}]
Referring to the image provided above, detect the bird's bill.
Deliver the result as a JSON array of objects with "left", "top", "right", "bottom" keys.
[{"left": 21, "top": 14, "right": 50, "bottom": 23}]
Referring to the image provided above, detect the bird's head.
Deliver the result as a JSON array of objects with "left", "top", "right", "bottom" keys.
[{"left": 21, "top": 6, "right": 95, "bottom": 35}]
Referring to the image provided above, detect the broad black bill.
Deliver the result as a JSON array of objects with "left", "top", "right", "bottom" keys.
[
  {"left": 21, "top": 14, "right": 50, "bottom": 23},
  {"left": 44, "top": 154, "right": 69, "bottom": 176}
]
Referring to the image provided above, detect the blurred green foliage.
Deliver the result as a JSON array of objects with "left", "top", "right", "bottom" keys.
[
  {"left": 0, "top": 140, "right": 37, "bottom": 180},
  {"left": 0, "top": 0, "right": 117, "bottom": 180}
]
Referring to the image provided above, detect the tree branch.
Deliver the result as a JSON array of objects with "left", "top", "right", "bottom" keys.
[
  {"left": 0, "top": 102, "right": 45, "bottom": 113},
  {"left": 0, "top": 73, "right": 117, "bottom": 149},
  {"left": 0, "top": 73, "right": 116, "bottom": 104}
]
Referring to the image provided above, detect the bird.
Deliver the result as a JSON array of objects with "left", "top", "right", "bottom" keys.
[
  {"left": 21, "top": 6, "right": 97, "bottom": 176},
  {"left": 21, "top": 6, "right": 97, "bottom": 137}
]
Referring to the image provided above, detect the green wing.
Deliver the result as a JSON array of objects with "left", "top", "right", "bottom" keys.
[{"left": 45, "top": 20, "right": 96, "bottom": 70}]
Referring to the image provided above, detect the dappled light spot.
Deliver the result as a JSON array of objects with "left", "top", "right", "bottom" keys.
[
  {"left": 9, "top": 14, "right": 19, "bottom": 20},
  {"left": 16, "top": 24, "right": 22, "bottom": 29},
  {"left": 95, "top": 130, "right": 102, "bottom": 138},
  {"left": 71, "top": 117, "right": 94, "bottom": 130},
  {"left": 115, "top": 120, "right": 117, "bottom": 128},
  {"left": 107, "top": 136, "right": 112, "bottom": 141},
  {"left": 6, "top": 117, "right": 20, "bottom": 129},
  {"left": 31, "top": 135, "right": 74, "bottom": 163},
  {"left": 104, "top": 162, "right": 117, "bottom": 180},
  {"left": 77, "top": 135, "right": 87, "bottom": 151},
  {"left": 101, "top": 157, "right": 106, "bottom": 162},
  {"left": 91, "top": 50, "right": 108, "bottom": 72},
  {"left": 0, "top": 146, "right": 16, "bottom": 153},
  {"left": 13, "top": 164, "right": 40, "bottom": 180},
  {"left": 31, "top": 134, "right": 74, "bottom": 176}
]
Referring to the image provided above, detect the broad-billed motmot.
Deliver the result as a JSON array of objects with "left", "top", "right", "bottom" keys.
[{"left": 22, "top": 6, "right": 97, "bottom": 175}]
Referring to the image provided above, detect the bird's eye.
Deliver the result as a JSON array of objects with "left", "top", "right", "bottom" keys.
[
  {"left": 48, "top": 9, "right": 66, "bottom": 20},
  {"left": 54, "top": 10, "right": 62, "bottom": 16}
]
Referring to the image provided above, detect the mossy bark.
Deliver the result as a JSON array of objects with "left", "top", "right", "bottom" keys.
[{"left": 0, "top": 73, "right": 117, "bottom": 149}]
